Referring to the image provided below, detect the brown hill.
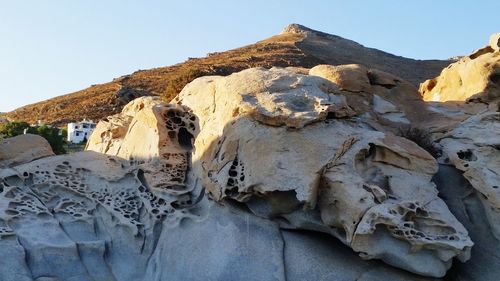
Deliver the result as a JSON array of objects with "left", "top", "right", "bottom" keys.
[{"left": 2, "top": 24, "right": 450, "bottom": 126}]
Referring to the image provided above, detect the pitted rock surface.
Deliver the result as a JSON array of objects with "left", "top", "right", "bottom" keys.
[
  {"left": 2, "top": 55, "right": 500, "bottom": 280},
  {"left": 176, "top": 67, "right": 473, "bottom": 277}
]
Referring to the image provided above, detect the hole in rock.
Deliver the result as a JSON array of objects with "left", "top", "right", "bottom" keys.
[
  {"left": 177, "top": 127, "right": 194, "bottom": 150},
  {"left": 456, "top": 150, "right": 477, "bottom": 161},
  {"left": 489, "top": 73, "right": 500, "bottom": 85}
]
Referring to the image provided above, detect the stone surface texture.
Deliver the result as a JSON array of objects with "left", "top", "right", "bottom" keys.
[
  {"left": 175, "top": 67, "right": 472, "bottom": 277},
  {"left": 1, "top": 35, "right": 500, "bottom": 281}
]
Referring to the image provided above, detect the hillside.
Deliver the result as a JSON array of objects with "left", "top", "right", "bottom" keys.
[{"left": 1, "top": 24, "right": 450, "bottom": 126}]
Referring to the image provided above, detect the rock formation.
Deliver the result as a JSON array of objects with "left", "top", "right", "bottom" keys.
[
  {"left": 1, "top": 33, "right": 499, "bottom": 281},
  {"left": 420, "top": 33, "right": 500, "bottom": 104},
  {"left": 175, "top": 67, "right": 472, "bottom": 277}
]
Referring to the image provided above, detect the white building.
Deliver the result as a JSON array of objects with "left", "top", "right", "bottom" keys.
[{"left": 67, "top": 119, "right": 96, "bottom": 144}]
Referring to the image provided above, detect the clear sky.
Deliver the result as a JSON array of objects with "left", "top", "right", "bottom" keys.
[{"left": 1, "top": 0, "right": 499, "bottom": 112}]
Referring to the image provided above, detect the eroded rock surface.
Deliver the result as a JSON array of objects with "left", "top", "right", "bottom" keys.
[
  {"left": 176, "top": 67, "right": 472, "bottom": 277},
  {"left": 1, "top": 55, "right": 499, "bottom": 280},
  {"left": 0, "top": 90, "right": 447, "bottom": 281},
  {"left": 434, "top": 165, "right": 500, "bottom": 281},
  {"left": 86, "top": 97, "right": 198, "bottom": 190},
  {"left": 437, "top": 112, "right": 500, "bottom": 240},
  {"left": 0, "top": 152, "right": 200, "bottom": 281},
  {"left": 415, "top": 36, "right": 500, "bottom": 250}
]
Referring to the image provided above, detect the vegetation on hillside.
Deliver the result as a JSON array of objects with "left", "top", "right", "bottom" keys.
[
  {"left": 0, "top": 26, "right": 449, "bottom": 127},
  {"left": 0, "top": 33, "right": 319, "bottom": 126}
]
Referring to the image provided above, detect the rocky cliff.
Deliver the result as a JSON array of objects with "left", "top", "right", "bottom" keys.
[{"left": 0, "top": 34, "right": 499, "bottom": 281}]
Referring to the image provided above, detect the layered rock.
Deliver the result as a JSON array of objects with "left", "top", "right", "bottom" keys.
[{"left": 175, "top": 67, "right": 472, "bottom": 277}]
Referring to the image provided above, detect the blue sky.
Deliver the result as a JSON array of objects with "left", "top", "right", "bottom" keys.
[{"left": 1, "top": 0, "right": 499, "bottom": 112}]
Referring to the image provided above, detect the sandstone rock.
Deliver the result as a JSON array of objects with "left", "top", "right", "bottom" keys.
[
  {"left": 490, "top": 33, "right": 500, "bottom": 51},
  {"left": 176, "top": 67, "right": 472, "bottom": 277},
  {"left": 0, "top": 148, "right": 439, "bottom": 281},
  {"left": 434, "top": 165, "right": 500, "bottom": 281},
  {"left": 309, "top": 64, "right": 403, "bottom": 93},
  {"left": 3, "top": 65, "right": 497, "bottom": 280},
  {"left": 310, "top": 64, "right": 372, "bottom": 92},
  {"left": 368, "top": 68, "right": 401, "bottom": 87},
  {"left": 438, "top": 112, "right": 500, "bottom": 240},
  {"left": 0, "top": 134, "right": 54, "bottom": 168},
  {"left": 86, "top": 96, "right": 198, "bottom": 190},
  {"left": 419, "top": 37, "right": 500, "bottom": 103},
  {"left": 282, "top": 230, "right": 438, "bottom": 281},
  {"left": 309, "top": 63, "right": 431, "bottom": 131},
  {"left": 413, "top": 37, "right": 500, "bottom": 280},
  {"left": 0, "top": 151, "right": 201, "bottom": 281},
  {"left": 0, "top": 89, "right": 441, "bottom": 281}
]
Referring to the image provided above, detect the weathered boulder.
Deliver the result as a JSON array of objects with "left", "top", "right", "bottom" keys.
[
  {"left": 310, "top": 64, "right": 372, "bottom": 92},
  {"left": 309, "top": 64, "right": 404, "bottom": 93},
  {"left": 309, "top": 63, "right": 436, "bottom": 132},
  {"left": 176, "top": 67, "right": 472, "bottom": 277},
  {"left": 86, "top": 96, "right": 198, "bottom": 190},
  {"left": 419, "top": 34, "right": 500, "bottom": 104},
  {"left": 0, "top": 134, "right": 54, "bottom": 168}
]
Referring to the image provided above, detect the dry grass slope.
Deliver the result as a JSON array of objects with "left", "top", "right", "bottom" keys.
[{"left": 1, "top": 25, "right": 450, "bottom": 126}]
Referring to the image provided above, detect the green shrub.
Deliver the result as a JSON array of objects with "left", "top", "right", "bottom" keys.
[
  {"left": 27, "top": 125, "right": 66, "bottom": 154},
  {"left": 0, "top": 121, "right": 30, "bottom": 137}
]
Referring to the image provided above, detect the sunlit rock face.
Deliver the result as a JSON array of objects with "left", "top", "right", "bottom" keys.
[
  {"left": 417, "top": 36, "right": 500, "bottom": 274},
  {"left": 420, "top": 33, "right": 500, "bottom": 104},
  {"left": 2, "top": 59, "right": 500, "bottom": 280},
  {"left": 176, "top": 67, "right": 472, "bottom": 277}
]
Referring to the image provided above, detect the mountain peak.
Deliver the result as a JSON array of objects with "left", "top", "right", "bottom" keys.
[
  {"left": 2, "top": 25, "right": 450, "bottom": 125},
  {"left": 281, "top": 23, "right": 317, "bottom": 35}
]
